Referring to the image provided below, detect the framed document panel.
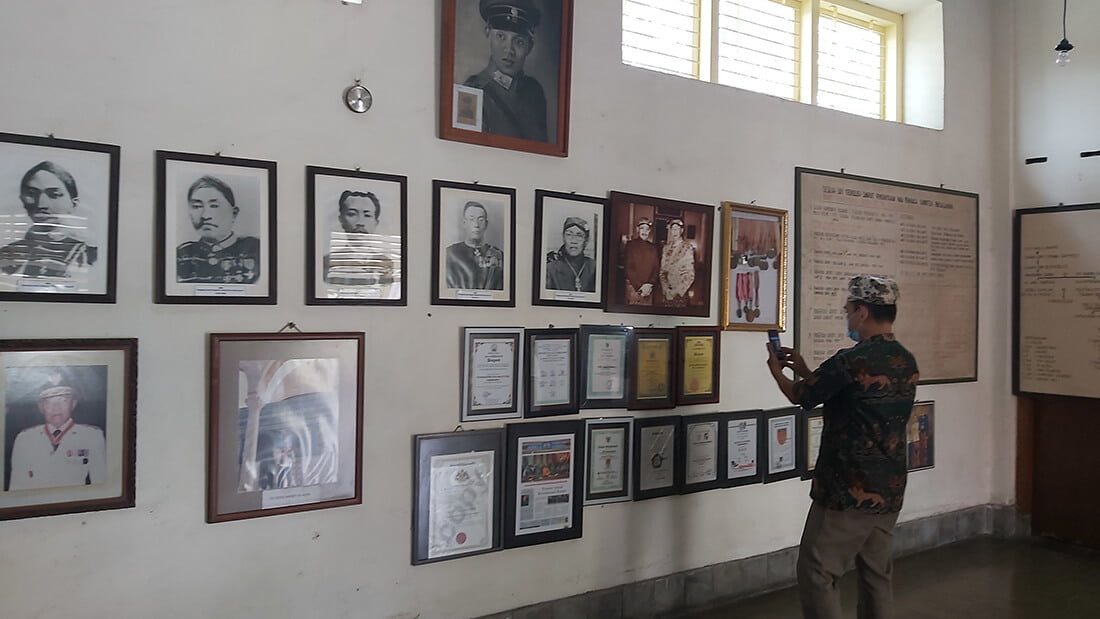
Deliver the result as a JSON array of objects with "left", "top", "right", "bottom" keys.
[
  {"left": 633, "top": 415, "right": 683, "bottom": 500},
  {"left": 906, "top": 401, "right": 935, "bottom": 472},
  {"left": 675, "top": 326, "right": 721, "bottom": 405},
  {"left": 305, "top": 166, "right": 407, "bottom": 306},
  {"left": 578, "top": 324, "right": 632, "bottom": 409},
  {"left": 156, "top": 151, "right": 277, "bottom": 304},
  {"left": 524, "top": 328, "right": 578, "bottom": 418},
  {"left": 412, "top": 429, "right": 503, "bottom": 564},
  {"left": 584, "top": 417, "right": 633, "bottom": 505},
  {"left": 682, "top": 413, "right": 725, "bottom": 494},
  {"left": 799, "top": 408, "right": 824, "bottom": 481},
  {"left": 461, "top": 327, "right": 523, "bottom": 422},
  {"left": 207, "top": 332, "right": 363, "bottom": 523},
  {"left": 439, "top": 0, "right": 574, "bottom": 157},
  {"left": 533, "top": 190, "right": 607, "bottom": 308},
  {"left": 723, "top": 409, "right": 765, "bottom": 488},
  {"left": 504, "top": 420, "right": 584, "bottom": 548},
  {"left": 763, "top": 407, "right": 800, "bottom": 484},
  {"left": 432, "top": 180, "right": 516, "bottom": 307},
  {"left": 0, "top": 338, "right": 136, "bottom": 521},
  {"left": 0, "top": 132, "right": 120, "bottom": 303},
  {"left": 719, "top": 201, "right": 788, "bottom": 331},
  {"left": 628, "top": 327, "right": 676, "bottom": 410}
]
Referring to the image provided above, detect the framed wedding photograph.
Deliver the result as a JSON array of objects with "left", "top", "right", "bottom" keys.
[
  {"left": 720, "top": 202, "right": 788, "bottom": 331},
  {"left": 461, "top": 327, "right": 524, "bottom": 422},
  {"left": 682, "top": 413, "right": 725, "bottom": 494},
  {"left": 578, "top": 324, "right": 632, "bottom": 409},
  {"left": 533, "top": 190, "right": 607, "bottom": 308},
  {"left": 907, "top": 401, "right": 935, "bottom": 472},
  {"left": 0, "top": 132, "right": 120, "bottom": 303},
  {"left": 583, "top": 417, "right": 632, "bottom": 505},
  {"left": 605, "top": 191, "right": 715, "bottom": 317},
  {"left": 633, "top": 415, "right": 683, "bottom": 501},
  {"left": 306, "top": 166, "right": 407, "bottom": 306},
  {"left": 504, "top": 419, "right": 584, "bottom": 548},
  {"left": 800, "top": 408, "right": 824, "bottom": 480},
  {"left": 723, "top": 409, "right": 765, "bottom": 488},
  {"left": 412, "top": 428, "right": 503, "bottom": 564},
  {"left": 524, "top": 328, "right": 578, "bottom": 418},
  {"left": 628, "top": 327, "right": 676, "bottom": 410},
  {"left": 206, "top": 332, "right": 363, "bottom": 523},
  {"left": 764, "top": 407, "right": 800, "bottom": 484},
  {"left": 432, "top": 180, "right": 516, "bottom": 307},
  {"left": 156, "top": 151, "right": 277, "bottom": 304},
  {"left": 1, "top": 338, "right": 136, "bottom": 521},
  {"left": 440, "top": 0, "right": 574, "bottom": 157},
  {"left": 675, "top": 326, "right": 721, "bottom": 406}
]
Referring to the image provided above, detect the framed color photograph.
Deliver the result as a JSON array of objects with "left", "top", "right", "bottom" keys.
[
  {"left": 578, "top": 324, "right": 632, "bottom": 409},
  {"left": 440, "top": 0, "right": 574, "bottom": 157},
  {"left": 720, "top": 202, "right": 788, "bottom": 331},
  {"left": 1, "top": 338, "right": 136, "bottom": 521},
  {"left": 461, "top": 327, "right": 524, "bottom": 422},
  {"left": 682, "top": 413, "right": 725, "bottom": 494},
  {"left": 764, "top": 407, "right": 800, "bottom": 483},
  {"left": 412, "top": 429, "right": 503, "bottom": 564},
  {"left": 907, "top": 401, "right": 934, "bottom": 472},
  {"left": 504, "top": 420, "right": 584, "bottom": 548},
  {"left": 306, "top": 166, "right": 407, "bottom": 305},
  {"left": 583, "top": 417, "right": 632, "bottom": 505},
  {"left": 156, "top": 151, "right": 277, "bottom": 304},
  {"left": 675, "top": 326, "right": 721, "bottom": 406},
  {"left": 605, "top": 191, "right": 715, "bottom": 317},
  {"left": 432, "top": 180, "right": 516, "bottom": 306},
  {"left": 533, "top": 190, "right": 607, "bottom": 308},
  {"left": 207, "top": 332, "right": 363, "bottom": 523},
  {"left": 633, "top": 415, "right": 683, "bottom": 500},
  {"left": 800, "top": 408, "right": 824, "bottom": 480},
  {"left": 0, "top": 132, "right": 119, "bottom": 303},
  {"left": 724, "top": 409, "right": 764, "bottom": 488},
  {"left": 524, "top": 328, "right": 578, "bottom": 418},
  {"left": 628, "top": 327, "right": 675, "bottom": 410}
]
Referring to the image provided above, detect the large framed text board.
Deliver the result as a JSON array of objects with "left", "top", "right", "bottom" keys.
[
  {"left": 1013, "top": 203, "right": 1100, "bottom": 399},
  {"left": 795, "top": 168, "right": 979, "bottom": 383}
]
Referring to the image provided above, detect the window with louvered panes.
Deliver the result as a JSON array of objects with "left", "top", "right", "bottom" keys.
[
  {"left": 715, "top": 0, "right": 801, "bottom": 101},
  {"left": 817, "top": 9, "right": 886, "bottom": 119},
  {"left": 622, "top": 0, "right": 702, "bottom": 79}
]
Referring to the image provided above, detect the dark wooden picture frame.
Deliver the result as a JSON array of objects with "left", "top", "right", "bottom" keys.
[
  {"left": 675, "top": 325, "right": 721, "bottom": 405},
  {"left": 532, "top": 189, "right": 607, "bottom": 308},
  {"left": 723, "top": 409, "right": 765, "bottom": 488},
  {"left": 0, "top": 338, "right": 137, "bottom": 521},
  {"left": 799, "top": 408, "right": 824, "bottom": 481},
  {"left": 628, "top": 327, "right": 676, "bottom": 410},
  {"left": 633, "top": 415, "right": 683, "bottom": 500},
  {"left": 432, "top": 180, "right": 516, "bottom": 307},
  {"left": 412, "top": 428, "right": 504, "bottom": 564},
  {"left": 305, "top": 166, "right": 407, "bottom": 306},
  {"left": 907, "top": 400, "right": 935, "bottom": 472},
  {"left": 461, "top": 326, "right": 524, "bottom": 422},
  {"left": 763, "top": 407, "right": 801, "bottom": 484},
  {"left": 206, "top": 332, "right": 364, "bottom": 523},
  {"left": 524, "top": 328, "right": 579, "bottom": 418},
  {"left": 578, "top": 324, "right": 632, "bottom": 409},
  {"left": 719, "top": 201, "right": 788, "bottom": 331},
  {"left": 681, "top": 412, "right": 726, "bottom": 494},
  {"left": 0, "top": 132, "right": 120, "bottom": 303},
  {"left": 583, "top": 416, "right": 633, "bottom": 505},
  {"left": 440, "top": 0, "right": 574, "bottom": 157},
  {"left": 504, "top": 419, "right": 584, "bottom": 548},
  {"left": 156, "top": 150, "right": 277, "bottom": 305}
]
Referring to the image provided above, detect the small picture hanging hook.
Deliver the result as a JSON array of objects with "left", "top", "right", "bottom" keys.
[
  {"left": 453, "top": 425, "right": 464, "bottom": 432},
  {"left": 840, "top": 167, "right": 846, "bottom": 174},
  {"left": 277, "top": 322, "right": 304, "bottom": 334},
  {"left": 750, "top": 200, "right": 757, "bottom": 205},
  {"left": 215, "top": 151, "right": 222, "bottom": 157},
  {"left": 47, "top": 132, "right": 55, "bottom": 139}
]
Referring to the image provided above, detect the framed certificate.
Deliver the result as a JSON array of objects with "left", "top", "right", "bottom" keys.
[
  {"left": 431, "top": 180, "right": 516, "bottom": 307},
  {"left": 524, "top": 328, "right": 578, "bottom": 418},
  {"left": 675, "top": 326, "right": 721, "bottom": 405},
  {"left": 800, "top": 408, "right": 825, "bottom": 480},
  {"left": 460, "top": 327, "right": 524, "bottom": 422},
  {"left": 504, "top": 420, "right": 584, "bottom": 549},
  {"left": 907, "top": 401, "right": 935, "bottom": 472},
  {"left": 764, "top": 407, "right": 800, "bottom": 484},
  {"left": 682, "top": 413, "right": 725, "bottom": 493},
  {"left": 411, "top": 429, "right": 503, "bottom": 565},
  {"left": 633, "top": 415, "right": 683, "bottom": 500},
  {"left": 628, "top": 328, "right": 676, "bottom": 410},
  {"left": 578, "top": 324, "right": 632, "bottom": 409},
  {"left": 583, "top": 417, "right": 632, "bottom": 505},
  {"left": 723, "top": 409, "right": 765, "bottom": 488},
  {"left": 533, "top": 190, "right": 608, "bottom": 308}
]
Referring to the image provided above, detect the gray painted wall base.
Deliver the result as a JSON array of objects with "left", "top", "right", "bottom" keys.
[{"left": 478, "top": 504, "right": 1029, "bottom": 619}]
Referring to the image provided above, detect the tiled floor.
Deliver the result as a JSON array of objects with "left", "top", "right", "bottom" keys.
[{"left": 675, "top": 537, "right": 1100, "bottom": 618}]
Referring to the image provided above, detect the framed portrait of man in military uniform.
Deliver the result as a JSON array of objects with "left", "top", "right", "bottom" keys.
[
  {"left": 532, "top": 189, "right": 607, "bottom": 308},
  {"left": 440, "top": 0, "right": 574, "bottom": 157},
  {"left": 155, "top": 151, "right": 277, "bottom": 304},
  {"left": 431, "top": 179, "right": 516, "bottom": 307}
]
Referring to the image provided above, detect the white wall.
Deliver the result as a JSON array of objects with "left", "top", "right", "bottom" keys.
[{"left": 0, "top": 1, "right": 1007, "bottom": 617}]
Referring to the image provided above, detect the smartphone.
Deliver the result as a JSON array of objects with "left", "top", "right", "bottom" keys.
[{"left": 767, "top": 329, "right": 786, "bottom": 359}]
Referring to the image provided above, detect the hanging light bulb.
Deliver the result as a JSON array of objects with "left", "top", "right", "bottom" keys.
[{"left": 1055, "top": 0, "right": 1074, "bottom": 66}]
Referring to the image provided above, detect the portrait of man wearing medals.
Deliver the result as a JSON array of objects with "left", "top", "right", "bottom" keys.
[{"left": 545, "top": 216, "right": 595, "bottom": 293}]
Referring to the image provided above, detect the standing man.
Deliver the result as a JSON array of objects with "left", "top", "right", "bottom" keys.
[
  {"left": 446, "top": 201, "right": 504, "bottom": 290},
  {"left": 324, "top": 190, "right": 396, "bottom": 292},
  {"left": 766, "top": 275, "right": 919, "bottom": 619},
  {"left": 545, "top": 216, "right": 595, "bottom": 292},
  {"left": 465, "top": 0, "right": 548, "bottom": 142},
  {"left": 622, "top": 217, "right": 659, "bottom": 305},
  {"left": 176, "top": 175, "right": 260, "bottom": 284}
]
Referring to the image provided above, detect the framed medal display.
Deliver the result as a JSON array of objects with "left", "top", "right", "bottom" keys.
[
  {"left": 681, "top": 413, "right": 725, "bottom": 494},
  {"left": 723, "top": 409, "right": 765, "bottom": 488},
  {"left": 763, "top": 407, "right": 801, "bottom": 484},
  {"left": 633, "top": 415, "right": 683, "bottom": 501}
]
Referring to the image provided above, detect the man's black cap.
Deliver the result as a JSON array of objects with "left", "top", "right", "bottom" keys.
[{"left": 480, "top": 0, "right": 541, "bottom": 37}]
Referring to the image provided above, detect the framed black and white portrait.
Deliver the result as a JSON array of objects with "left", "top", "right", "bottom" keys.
[
  {"left": 156, "top": 151, "right": 277, "bottom": 304},
  {"left": 532, "top": 190, "right": 606, "bottom": 308},
  {"left": 306, "top": 166, "right": 407, "bottom": 306},
  {"left": 432, "top": 180, "right": 516, "bottom": 307},
  {"left": 0, "top": 132, "right": 119, "bottom": 303}
]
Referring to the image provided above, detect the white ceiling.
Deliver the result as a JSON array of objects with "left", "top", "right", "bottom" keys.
[{"left": 867, "top": 0, "right": 940, "bottom": 15}]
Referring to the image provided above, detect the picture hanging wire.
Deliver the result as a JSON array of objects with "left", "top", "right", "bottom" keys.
[{"left": 277, "top": 322, "right": 305, "bottom": 334}]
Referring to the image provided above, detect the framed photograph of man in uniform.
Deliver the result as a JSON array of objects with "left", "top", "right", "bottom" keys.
[
  {"left": 763, "top": 407, "right": 801, "bottom": 484},
  {"left": 605, "top": 191, "right": 715, "bottom": 317},
  {"left": 207, "top": 332, "right": 363, "bottom": 523},
  {"left": 432, "top": 180, "right": 516, "bottom": 306},
  {"left": 532, "top": 189, "right": 607, "bottom": 308},
  {"left": 719, "top": 201, "right": 788, "bottom": 331},
  {"left": 0, "top": 132, "right": 120, "bottom": 303},
  {"left": 440, "top": 0, "right": 574, "bottom": 157},
  {"left": 156, "top": 151, "right": 277, "bottom": 304},
  {"left": 0, "top": 338, "right": 136, "bottom": 521},
  {"left": 306, "top": 166, "right": 407, "bottom": 306}
]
